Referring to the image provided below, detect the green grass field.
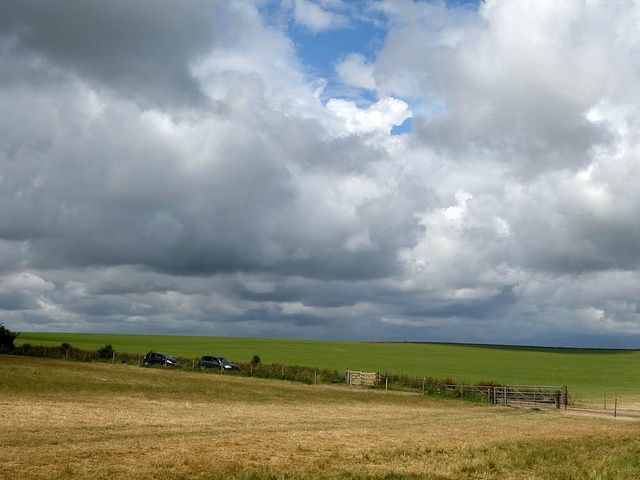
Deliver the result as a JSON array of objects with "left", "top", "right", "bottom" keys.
[{"left": 15, "top": 332, "right": 640, "bottom": 403}]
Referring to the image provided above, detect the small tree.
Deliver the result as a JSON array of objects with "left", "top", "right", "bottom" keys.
[
  {"left": 60, "top": 343, "right": 71, "bottom": 356},
  {"left": 251, "top": 354, "right": 261, "bottom": 365},
  {"left": 0, "top": 324, "right": 19, "bottom": 352},
  {"left": 98, "top": 344, "right": 114, "bottom": 359}
]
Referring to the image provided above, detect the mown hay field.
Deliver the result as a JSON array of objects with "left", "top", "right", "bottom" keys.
[
  {"left": 15, "top": 332, "right": 640, "bottom": 403},
  {"left": 2, "top": 355, "right": 640, "bottom": 479}
]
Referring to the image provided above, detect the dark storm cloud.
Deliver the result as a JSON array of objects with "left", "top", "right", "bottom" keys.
[
  {"left": 0, "top": 0, "right": 221, "bottom": 109},
  {"left": 64, "top": 297, "right": 155, "bottom": 317},
  {"left": 400, "top": 286, "right": 518, "bottom": 320},
  {"left": 236, "top": 280, "right": 364, "bottom": 308},
  {"left": 16, "top": 313, "right": 58, "bottom": 326},
  {"left": 0, "top": 291, "right": 39, "bottom": 311}
]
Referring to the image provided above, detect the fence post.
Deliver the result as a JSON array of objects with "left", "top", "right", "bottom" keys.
[
  {"left": 314, "top": 370, "right": 317, "bottom": 385},
  {"left": 504, "top": 386, "right": 508, "bottom": 405},
  {"left": 250, "top": 364, "right": 253, "bottom": 376},
  {"left": 564, "top": 386, "right": 568, "bottom": 410},
  {"left": 614, "top": 399, "right": 617, "bottom": 418},
  {"left": 192, "top": 360, "right": 195, "bottom": 371},
  {"left": 385, "top": 376, "right": 388, "bottom": 393},
  {"left": 555, "top": 390, "right": 561, "bottom": 409},
  {"left": 282, "top": 366, "right": 285, "bottom": 380},
  {"left": 422, "top": 377, "right": 425, "bottom": 395},
  {"left": 112, "top": 351, "right": 116, "bottom": 364}
]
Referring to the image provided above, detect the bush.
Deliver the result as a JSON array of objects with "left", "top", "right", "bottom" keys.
[
  {"left": 475, "top": 380, "right": 503, "bottom": 388},
  {"left": 0, "top": 324, "right": 19, "bottom": 352},
  {"left": 98, "top": 344, "right": 114, "bottom": 359},
  {"left": 251, "top": 354, "right": 261, "bottom": 365}
]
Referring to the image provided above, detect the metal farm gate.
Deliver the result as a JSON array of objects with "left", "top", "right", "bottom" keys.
[
  {"left": 498, "top": 385, "right": 566, "bottom": 407},
  {"left": 444, "top": 384, "right": 568, "bottom": 408}
]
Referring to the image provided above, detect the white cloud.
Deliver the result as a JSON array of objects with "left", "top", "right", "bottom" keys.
[
  {"left": 2, "top": 273, "right": 55, "bottom": 292},
  {"left": 336, "top": 53, "right": 376, "bottom": 90},
  {"left": 293, "top": 0, "right": 349, "bottom": 33},
  {"left": 326, "top": 97, "right": 412, "bottom": 134}
]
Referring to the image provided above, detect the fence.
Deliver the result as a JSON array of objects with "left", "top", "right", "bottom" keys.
[
  {"left": 6, "top": 346, "right": 571, "bottom": 409},
  {"left": 343, "top": 369, "right": 569, "bottom": 408},
  {"left": 346, "top": 370, "right": 380, "bottom": 387},
  {"left": 5, "top": 343, "right": 347, "bottom": 385},
  {"left": 442, "top": 384, "right": 568, "bottom": 408}
]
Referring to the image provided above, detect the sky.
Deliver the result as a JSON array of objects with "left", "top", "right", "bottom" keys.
[{"left": 1, "top": 0, "right": 640, "bottom": 348}]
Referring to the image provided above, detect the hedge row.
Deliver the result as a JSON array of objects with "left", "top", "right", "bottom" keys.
[{"left": 5, "top": 343, "right": 500, "bottom": 401}]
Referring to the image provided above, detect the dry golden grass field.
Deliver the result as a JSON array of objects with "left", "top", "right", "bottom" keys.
[{"left": 2, "top": 355, "right": 640, "bottom": 479}]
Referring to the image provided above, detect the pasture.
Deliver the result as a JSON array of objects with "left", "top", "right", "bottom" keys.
[
  {"left": 15, "top": 332, "right": 640, "bottom": 403},
  {"left": 1, "top": 355, "right": 640, "bottom": 479}
]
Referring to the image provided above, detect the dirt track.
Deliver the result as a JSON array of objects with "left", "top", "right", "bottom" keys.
[{"left": 566, "top": 408, "right": 640, "bottom": 419}]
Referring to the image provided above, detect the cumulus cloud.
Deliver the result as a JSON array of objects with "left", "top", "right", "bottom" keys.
[
  {"left": 326, "top": 97, "right": 412, "bottom": 134},
  {"left": 374, "top": 0, "right": 627, "bottom": 175},
  {"left": 335, "top": 53, "right": 376, "bottom": 90},
  {"left": 293, "top": 0, "right": 349, "bottom": 33},
  {"left": 1, "top": 0, "right": 640, "bottom": 347}
]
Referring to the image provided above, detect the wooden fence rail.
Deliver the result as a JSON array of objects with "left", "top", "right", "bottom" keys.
[{"left": 346, "top": 370, "right": 380, "bottom": 387}]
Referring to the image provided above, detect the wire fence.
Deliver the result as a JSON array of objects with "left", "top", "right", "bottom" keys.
[
  {"left": 4, "top": 343, "right": 347, "bottom": 384},
  {"left": 7, "top": 344, "right": 634, "bottom": 412}
]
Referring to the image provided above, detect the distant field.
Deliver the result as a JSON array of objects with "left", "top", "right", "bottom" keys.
[
  {"left": 15, "top": 332, "right": 640, "bottom": 403},
  {"left": 1, "top": 356, "right": 639, "bottom": 479}
]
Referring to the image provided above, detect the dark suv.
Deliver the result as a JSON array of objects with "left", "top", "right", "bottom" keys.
[
  {"left": 143, "top": 352, "right": 179, "bottom": 366},
  {"left": 199, "top": 355, "right": 238, "bottom": 371}
]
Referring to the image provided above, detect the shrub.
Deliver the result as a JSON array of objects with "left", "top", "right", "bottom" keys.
[
  {"left": 98, "top": 344, "right": 114, "bottom": 359},
  {"left": 475, "top": 380, "right": 503, "bottom": 388},
  {"left": 251, "top": 354, "right": 261, "bottom": 365},
  {"left": 0, "top": 324, "right": 19, "bottom": 352}
]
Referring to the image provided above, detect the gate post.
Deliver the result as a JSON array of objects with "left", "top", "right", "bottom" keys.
[{"left": 555, "top": 390, "right": 561, "bottom": 409}]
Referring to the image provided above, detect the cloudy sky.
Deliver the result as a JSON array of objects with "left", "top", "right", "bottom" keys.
[{"left": 2, "top": 0, "right": 640, "bottom": 347}]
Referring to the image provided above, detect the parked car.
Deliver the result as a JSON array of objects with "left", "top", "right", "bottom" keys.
[
  {"left": 143, "top": 352, "right": 179, "bottom": 366},
  {"left": 198, "top": 355, "right": 238, "bottom": 371}
]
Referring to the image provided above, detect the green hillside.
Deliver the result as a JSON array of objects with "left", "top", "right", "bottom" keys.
[{"left": 13, "top": 332, "right": 640, "bottom": 402}]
